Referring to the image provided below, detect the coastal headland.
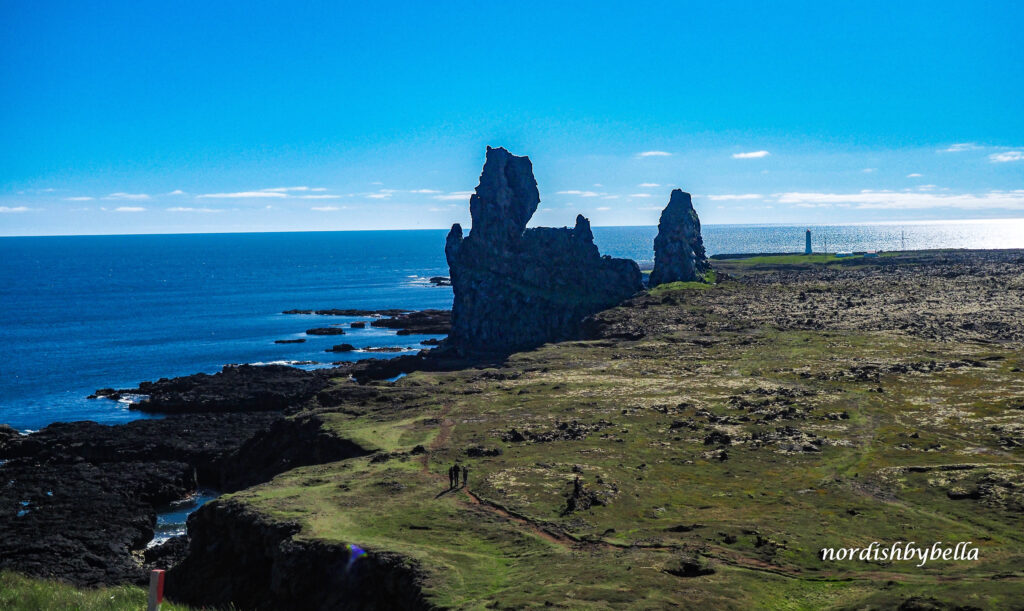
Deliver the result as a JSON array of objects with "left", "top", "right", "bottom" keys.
[{"left": 1, "top": 148, "right": 1023, "bottom": 609}]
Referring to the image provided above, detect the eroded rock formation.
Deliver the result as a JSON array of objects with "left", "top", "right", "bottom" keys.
[
  {"left": 445, "top": 147, "right": 642, "bottom": 352},
  {"left": 649, "top": 189, "right": 709, "bottom": 286}
]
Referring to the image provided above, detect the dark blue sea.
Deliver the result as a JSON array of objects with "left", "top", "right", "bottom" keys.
[{"left": 2, "top": 220, "right": 1022, "bottom": 432}]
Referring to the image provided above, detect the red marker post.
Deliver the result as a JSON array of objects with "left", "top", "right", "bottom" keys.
[{"left": 148, "top": 569, "right": 165, "bottom": 611}]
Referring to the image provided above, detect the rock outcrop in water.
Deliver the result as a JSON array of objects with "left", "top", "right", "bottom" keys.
[
  {"left": 444, "top": 147, "right": 642, "bottom": 353},
  {"left": 649, "top": 189, "right": 710, "bottom": 287}
]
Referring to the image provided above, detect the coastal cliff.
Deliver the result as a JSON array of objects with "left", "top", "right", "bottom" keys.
[{"left": 444, "top": 147, "right": 642, "bottom": 353}]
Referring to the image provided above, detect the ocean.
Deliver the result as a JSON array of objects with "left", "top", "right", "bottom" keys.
[{"left": 2, "top": 220, "right": 1023, "bottom": 432}]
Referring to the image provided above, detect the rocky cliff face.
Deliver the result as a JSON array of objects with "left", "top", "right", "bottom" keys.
[
  {"left": 445, "top": 147, "right": 642, "bottom": 353},
  {"left": 167, "top": 500, "right": 430, "bottom": 610},
  {"left": 649, "top": 189, "right": 709, "bottom": 286}
]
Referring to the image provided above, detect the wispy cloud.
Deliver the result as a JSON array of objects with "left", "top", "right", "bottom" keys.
[
  {"left": 198, "top": 187, "right": 334, "bottom": 199},
  {"left": 628, "top": 193, "right": 653, "bottom": 198},
  {"left": 167, "top": 190, "right": 187, "bottom": 196},
  {"left": 106, "top": 193, "right": 150, "bottom": 201},
  {"left": 774, "top": 190, "right": 1024, "bottom": 210},
  {"left": 115, "top": 206, "right": 146, "bottom": 212},
  {"left": 906, "top": 173, "right": 923, "bottom": 178},
  {"left": 167, "top": 207, "right": 220, "bottom": 213},
  {"left": 595, "top": 206, "right": 611, "bottom": 211},
  {"left": 990, "top": 151, "right": 1024, "bottom": 163},
  {"left": 862, "top": 168, "right": 877, "bottom": 173},
  {"left": 64, "top": 196, "right": 94, "bottom": 201},
  {"left": 410, "top": 189, "right": 441, "bottom": 194},
  {"left": 707, "top": 193, "right": 763, "bottom": 201},
  {"left": 366, "top": 192, "right": 392, "bottom": 199},
  {"left": 637, "top": 183, "right": 660, "bottom": 188},
  {"left": 433, "top": 191, "right": 473, "bottom": 201},
  {"left": 637, "top": 151, "right": 672, "bottom": 157},
  {"left": 941, "top": 143, "right": 982, "bottom": 153},
  {"left": 732, "top": 150, "right": 770, "bottom": 159},
  {"left": 199, "top": 191, "right": 288, "bottom": 199},
  {"left": 0, "top": 206, "right": 30, "bottom": 213},
  {"left": 311, "top": 206, "right": 343, "bottom": 211},
  {"left": 556, "top": 190, "right": 601, "bottom": 197}
]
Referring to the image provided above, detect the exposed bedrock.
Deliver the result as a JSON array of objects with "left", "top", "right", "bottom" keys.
[
  {"left": 167, "top": 500, "right": 430, "bottom": 611},
  {"left": 445, "top": 147, "right": 642, "bottom": 353},
  {"left": 0, "top": 409, "right": 369, "bottom": 587},
  {"left": 92, "top": 364, "right": 335, "bottom": 414},
  {"left": 649, "top": 189, "right": 710, "bottom": 286}
]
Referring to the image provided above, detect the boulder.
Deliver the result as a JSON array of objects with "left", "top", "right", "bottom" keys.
[
  {"left": 649, "top": 189, "right": 710, "bottom": 286},
  {"left": 445, "top": 147, "right": 642, "bottom": 352}
]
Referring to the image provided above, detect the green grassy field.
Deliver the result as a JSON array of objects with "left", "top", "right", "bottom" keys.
[
  {"left": 222, "top": 257, "right": 1024, "bottom": 609},
  {"left": 0, "top": 572, "right": 196, "bottom": 611}
]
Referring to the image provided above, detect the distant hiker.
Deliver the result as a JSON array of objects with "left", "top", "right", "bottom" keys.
[
  {"left": 462, "top": 465, "right": 469, "bottom": 488},
  {"left": 448, "top": 465, "right": 455, "bottom": 489},
  {"left": 453, "top": 464, "right": 460, "bottom": 488}
]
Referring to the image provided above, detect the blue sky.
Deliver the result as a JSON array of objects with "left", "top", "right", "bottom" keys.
[{"left": 1, "top": 1, "right": 1022, "bottom": 235}]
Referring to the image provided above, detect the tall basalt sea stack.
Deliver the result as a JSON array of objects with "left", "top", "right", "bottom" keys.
[
  {"left": 649, "top": 189, "right": 710, "bottom": 286},
  {"left": 445, "top": 147, "right": 643, "bottom": 353}
]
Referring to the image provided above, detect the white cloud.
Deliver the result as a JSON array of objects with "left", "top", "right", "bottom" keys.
[
  {"left": 556, "top": 190, "right": 601, "bottom": 197},
  {"left": 433, "top": 191, "right": 473, "bottom": 201},
  {"left": 167, "top": 190, "right": 187, "bottom": 196},
  {"left": 167, "top": 207, "right": 220, "bottom": 213},
  {"left": 410, "top": 189, "right": 441, "bottom": 194},
  {"left": 115, "top": 206, "right": 146, "bottom": 212},
  {"left": 774, "top": 190, "right": 1024, "bottom": 210},
  {"left": 262, "top": 186, "right": 310, "bottom": 192},
  {"left": 106, "top": 193, "right": 150, "bottom": 201},
  {"left": 64, "top": 196, "right": 94, "bottom": 201},
  {"left": 637, "top": 151, "right": 672, "bottom": 157},
  {"left": 595, "top": 206, "right": 611, "bottom": 211},
  {"left": 310, "top": 187, "right": 327, "bottom": 192},
  {"left": 707, "top": 193, "right": 763, "bottom": 201},
  {"left": 311, "top": 206, "right": 342, "bottom": 211},
  {"left": 199, "top": 191, "right": 288, "bottom": 199},
  {"left": 601, "top": 195, "right": 620, "bottom": 200},
  {"left": 366, "top": 192, "right": 392, "bottom": 199},
  {"left": 906, "top": 173, "right": 923, "bottom": 178},
  {"left": 862, "top": 168, "right": 877, "bottom": 173},
  {"left": 990, "top": 151, "right": 1024, "bottom": 163},
  {"left": 297, "top": 194, "right": 342, "bottom": 199},
  {"left": 941, "top": 143, "right": 982, "bottom": 153},
  {"left": 637, "top": 183, "right": 660, "bottom": 188},
  {"left": 628, "top": 193, "right": 653, "bottom": 198},
  {"left": 732, "top": 150, "right": 770, "bottom": 159},
  {"left": 0, "top": 206, "right": 30, "bottom": 212}
]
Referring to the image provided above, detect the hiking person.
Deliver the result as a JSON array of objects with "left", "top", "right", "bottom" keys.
[
  {"left": 462, "top": 465, "right": 469, "bottom": 488},
  {"left": 448, "top": 465, "right": 455, "bottom": 489},
  {"left": 453, "top": 464, "right": 460, "bottom": 488}
]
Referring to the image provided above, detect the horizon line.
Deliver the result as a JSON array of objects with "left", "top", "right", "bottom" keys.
[{"left": 3, "top": 217, "right": 1024, "bottom": 239}]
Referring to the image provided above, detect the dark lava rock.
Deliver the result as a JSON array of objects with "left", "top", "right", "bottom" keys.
[
  {"left": 664, "top": 555, "right": 715, "bottom": 578},
  {"left": 429, "top": 276, "right": 452, "bottom": 286},
  {"left": 370, "top": 309, "right": 451, "bottom": 335},
  {"left": 306, "top": 327, "right": 346, "bottom": 336},
  {"left": 465, "top": 445, "right": 502, "bottom": 457},
  {"left": 649, "top": 189, "right": 710, "bottom": 287},
  {"left": 167, "top": 500, "right": 430, "bottom": 610},
  {"left": 0, "top": 459, "right": 193, "bottom": 586},
  {"left": 274, "top": 338, "right": 306, "bottom": 344},
  {"left": 144, "top": 535, "right": 191, "bottom": 573},
  {"left": 350, "top": 321, "right": 366, "bottom": 328},
  {"left": 327, "top": 343, "right": 357, "bottom": 352},
  {"left": 445, "top": 147, "right": 642, "bottom": 353},
  {"left": 100, "top": 364, "right": 334, "bottom": 414},
  {"left": 420, "top": 338, "right": 442, "bottom": 346}
]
